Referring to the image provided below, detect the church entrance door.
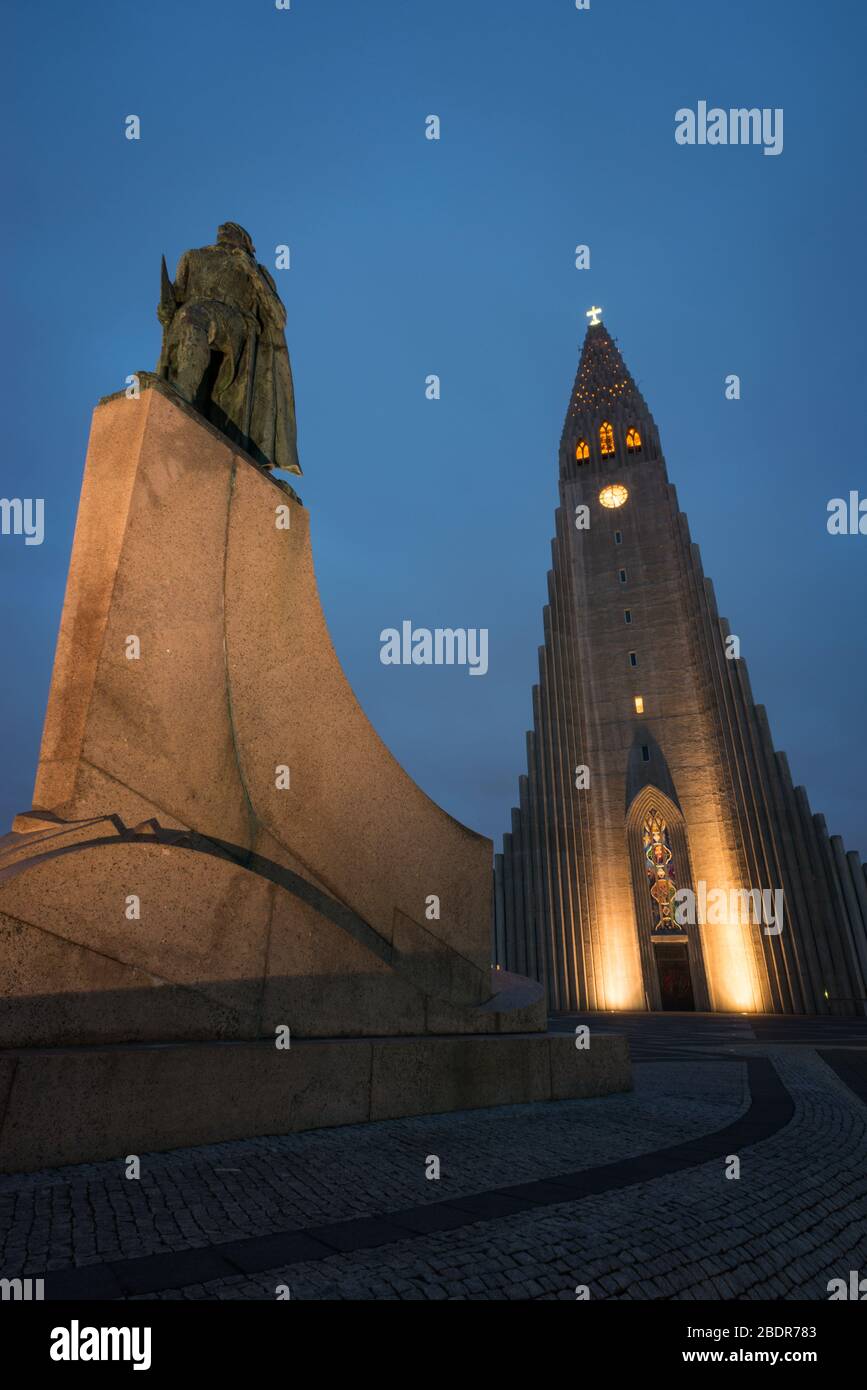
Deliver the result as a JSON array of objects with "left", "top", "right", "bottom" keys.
[{"left": 653, "top": 941, "right": 695, "bottom": 1011}]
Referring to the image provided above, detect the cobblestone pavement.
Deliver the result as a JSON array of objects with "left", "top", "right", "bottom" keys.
[{"left": 2, "top": 1041, "right": 866, "bottom": 1300}]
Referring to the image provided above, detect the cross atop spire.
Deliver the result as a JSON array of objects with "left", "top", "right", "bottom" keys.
[{"left": 585, "top": 305, "right": 603, "bottom": 326}]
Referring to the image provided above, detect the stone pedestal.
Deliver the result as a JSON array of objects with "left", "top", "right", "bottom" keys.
[{"left": 0, "top": 380, "right": 630, "bottom": 1171}]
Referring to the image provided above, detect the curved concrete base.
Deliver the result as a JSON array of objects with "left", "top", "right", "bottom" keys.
[
  {"left": 0, "top": 813, "right": 546, "bottom": 1046},
  {"left": 0, "top": 1033, "right": 631, "bottom": 1173}
]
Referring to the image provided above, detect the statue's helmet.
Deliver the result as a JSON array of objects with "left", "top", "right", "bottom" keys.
[{"left": 217, "top": 222, "right": 255, "bottom": 256}]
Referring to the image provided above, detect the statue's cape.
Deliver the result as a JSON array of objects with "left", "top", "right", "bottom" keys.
[
  {"left": 250, "top": 258, "right": 301, "bottom": 475},
  {"left": 251, "top": 286, "right": 301, "bottom": 476}
]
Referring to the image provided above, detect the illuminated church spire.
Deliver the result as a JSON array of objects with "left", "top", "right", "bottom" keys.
[{"left": 562, "top": 316, "right": 659, "bottom": 476}]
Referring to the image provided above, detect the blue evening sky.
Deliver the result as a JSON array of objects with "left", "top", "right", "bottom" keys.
[{"left": 4, "top": 0, "right": 865, "bottom": 854}]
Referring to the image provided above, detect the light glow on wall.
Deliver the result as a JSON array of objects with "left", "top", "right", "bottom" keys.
[
  {"left": 598, "top": 900, "right": 644, "bottom": 1010},
  {"left": 697, "top": 878, "right": 764, "bottom": 1013}
]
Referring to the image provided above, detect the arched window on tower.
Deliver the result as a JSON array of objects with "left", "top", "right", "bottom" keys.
[
  {"left": 626, "top": 427, "right": 642, "bottom": 454},
  {"left": 600, "top": 421, "right": 615, "bottom": 456},
  {"left": 575, "top": 439, "right": 590, "bottom": 462},
  {"left": 626, "top": 787, "right": 702, "bottom": 1010},
  {"left": 643, "top": 810, "right": 678, "bottom": 933}
]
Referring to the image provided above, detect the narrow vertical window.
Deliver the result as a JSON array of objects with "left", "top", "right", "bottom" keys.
[
  {"left": 634, "top": 695, "right": 645, "bottom": 714},
  {"left": 624, "top": 609, "right": 632, "bottom": 624},
  {"left": 629, "top": 651, "right": 638, "bottom": 667},
  {"left": 641, "top": 744, "right": 650, "bottom": 762},
  {"left": 600, "top": 421, "right": 615, "bottom": 456},
  {"left": 614, "top": 530, "right": 622, "bottom": 545},
  {"left": 643, "top": 809, "right": 678, "bottom": 931},
  {"left": 619, "top": 568, "right": 627, "bottom": 584}
]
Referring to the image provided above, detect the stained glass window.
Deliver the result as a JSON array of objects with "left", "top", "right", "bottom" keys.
[
  {"left": 575, "top": 439, "right": 590, "bottom": 461},
  {"left": 600, "top": 421, "right": 615, "bottom": 455},
  {"left": 643, "top": 810, "right": 680, "bottom": 932},
  {"left": 626, "top": 427, "right": 642, "bottom": 453}
]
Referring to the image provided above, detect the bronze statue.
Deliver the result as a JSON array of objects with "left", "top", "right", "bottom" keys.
[{"left": 157, "top": 222, "right": 301, "bottom": 475}]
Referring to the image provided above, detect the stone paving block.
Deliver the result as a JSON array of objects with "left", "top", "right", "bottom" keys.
[{"left": 2, "top": 1048, "right": 865, "bottom": 1302}]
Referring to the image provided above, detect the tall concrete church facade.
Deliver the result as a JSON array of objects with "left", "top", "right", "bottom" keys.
[{"left": 494, "top": 316, "right": 867, "bottom": 1017}]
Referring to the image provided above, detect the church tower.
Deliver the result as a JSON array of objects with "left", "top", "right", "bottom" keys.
[{"left": 494, "top": 312, "right": 867, "bottom": 1016}]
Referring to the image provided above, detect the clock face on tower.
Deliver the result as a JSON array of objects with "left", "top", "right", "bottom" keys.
[{"left": 599, "top": 483, "right": 628, "bottom": 509}]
